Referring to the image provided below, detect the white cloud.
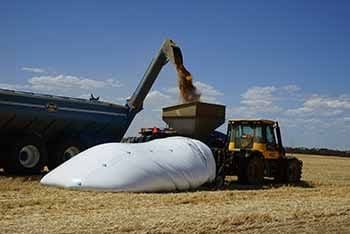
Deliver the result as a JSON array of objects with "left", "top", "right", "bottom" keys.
[
  {"left": 0, "top": 83, "right": 31, "bottom": 91},
  {"left": 1, "top": 74, "right": 123, "bottom": 98},
  {"left": 116, "top": 96, "right": 131, "bottom": 103},
  {"left": 21, "top": 67, "right": 46, "bottom": 73},
  {"left": 164, "top": 87, "right": 178, "bottom": 95},
  {"left": 241, "top": 86, "right": 277, "bottom": 107},
  {"left": 240, "top": 85, "right": 300, "bottom": 107},
  {"left": 231, "top": 85, "right": 299, "bottom": 117},
  {"left": 285, "top": 95, "right": 350, "bottom": 117},
  {"left": 194, "top": 81, "right": 224, "bottom": 97},
  {"left": 228, "top": 105, "right": 282, "bottom": 119},
  {"left": 242, "top": 86, "right": 276, "bottom": 100},
  {"left": 194, "top": 81, "right": 224, "bottom": 104},
  {"left": 282, "top": 84, "right": 301, "bottom": 93},
  {"left": 144, "top": 90, "right": 175, "bottom": 110},
  {"left": 1, "top": 70, "right": 124, "bottom": 106},
  {"left": 304, "top": 95, "right": 350, "bottom": 109},
  {"left": 231, "top": 85, "right": 350, "bottom": 131},
  {"left": 28, "top": 75, "right": 123, "bottom": 92}
]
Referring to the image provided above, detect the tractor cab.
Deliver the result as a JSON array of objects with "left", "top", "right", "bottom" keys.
[{"left": 227, "top": 119, "right": 285, "bottom": 160}]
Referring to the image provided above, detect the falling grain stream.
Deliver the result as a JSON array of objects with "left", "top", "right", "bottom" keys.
[{"left": 175, "top": 60, "right": 201, "bottom": 103}]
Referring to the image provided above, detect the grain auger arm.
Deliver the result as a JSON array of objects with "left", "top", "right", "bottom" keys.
[{"left": 127, "top": 39, "right": 185, "bottom": 113}]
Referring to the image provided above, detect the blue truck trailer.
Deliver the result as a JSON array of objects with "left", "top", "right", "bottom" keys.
[{"left": 0, "top": 39, "right": 184, "bottom": 173}]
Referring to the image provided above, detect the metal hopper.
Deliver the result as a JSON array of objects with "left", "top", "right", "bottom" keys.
[{"left": 162, "top": 102, "right": 226, "bottom": 140}]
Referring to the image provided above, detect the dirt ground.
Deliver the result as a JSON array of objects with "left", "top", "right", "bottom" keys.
[{"left": 1, "top": 154, "right": 350, "bottom": 234}]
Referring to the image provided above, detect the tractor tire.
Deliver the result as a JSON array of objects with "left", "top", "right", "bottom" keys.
[
  {"left": 214, "top": 174, "right": 225, "bottom": 190},
  {"left": 246, "top": 157, "right": 264, "bottom": 185},
  {"left": 3, "top": 135, "right": 47, "bottom": 174},
  {"left": 48, "top": 140, "right": 85, "bottom": 170},
  {"left": 286, "top": 158, "right": 302, "bottom": 183},
  {"left": 274, "top": 159, "right": 287, "bottom": 182},
  {"left": 237, "top": 158, "right": 248, "bottom": 184}
]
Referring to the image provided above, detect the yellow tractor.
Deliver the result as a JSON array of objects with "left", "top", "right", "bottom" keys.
[
  {"left": 224, "top": 119, "right": 302, "bottom": 185},
  {"left": 124, "top": 102, "right": 302, "bottom": 186}
]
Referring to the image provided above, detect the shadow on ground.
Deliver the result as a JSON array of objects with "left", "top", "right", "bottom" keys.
[
  {"left": 225, "top": 179, "right": 314, "bottom": 190},
  {"left": 199, "top": 178, "right": 314, "bottom": 192}
]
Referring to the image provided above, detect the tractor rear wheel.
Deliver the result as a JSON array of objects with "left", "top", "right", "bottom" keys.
[
  {"left": 274, "top": 159, "right": 287, "bottom": 182},
  {"left": 286, "top": 158, "right": 302, "bottom": 183}
]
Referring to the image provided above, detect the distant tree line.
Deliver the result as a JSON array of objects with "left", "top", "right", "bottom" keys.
[{"left": 285, "top": 147, "right": 350, "bottom": 157}]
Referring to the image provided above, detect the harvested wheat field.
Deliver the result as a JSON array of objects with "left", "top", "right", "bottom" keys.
[{"left": 1, "top": 154, "right": 350, "bottom": 234}]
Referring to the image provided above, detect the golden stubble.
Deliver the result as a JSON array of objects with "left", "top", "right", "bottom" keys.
[{"left": 0, "top": 154, "right": 350, "bottom": 233}]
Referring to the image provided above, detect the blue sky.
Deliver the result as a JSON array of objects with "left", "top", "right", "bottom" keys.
[{"left": 1, "top": 1, "right": 350, "bottom": 149}]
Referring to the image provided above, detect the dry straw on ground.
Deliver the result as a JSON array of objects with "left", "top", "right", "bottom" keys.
[{"left": 1, "top": 154, "right": 350, "bottom": 233}]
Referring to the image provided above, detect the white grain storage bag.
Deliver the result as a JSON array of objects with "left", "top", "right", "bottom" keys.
[{"left": 41, "top": 137, "right": 216, "bottom": 192}]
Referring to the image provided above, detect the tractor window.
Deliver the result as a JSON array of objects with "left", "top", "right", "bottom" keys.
[
  {"left": 231, "top": 125, "right": 255, "bottom": 139},
  {"left": 266, "top": 126, "right": 276, "bottom": 145},
  {"left": 254, "top": 126, "right": 263, "bottom": 143},
  {"left": 228, "top": 125, "right": 234, "bottom": 142},
  {"left": 230, "top": 124, "right": 265, "bottom": 139},
  {"left": 242, "top": 126, "right": 254, "bottom": 138},
  {"left": 230, "top": 124, "right": 265, "bottom": 148}
]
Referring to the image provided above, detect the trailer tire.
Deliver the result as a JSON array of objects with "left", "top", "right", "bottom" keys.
[
  {"left": 48, "top": 140, "right": 85, "bottom": 170},
  {"left": 3, "top": 136, "right": 47, "bottom": 174},
  {"left": 0, "top": 146, "right": 6, "bottom": 169}
]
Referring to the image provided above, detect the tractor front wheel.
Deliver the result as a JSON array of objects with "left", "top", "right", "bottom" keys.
[{"left": 246, "top": 157, "right": 264, "bottom": 185}]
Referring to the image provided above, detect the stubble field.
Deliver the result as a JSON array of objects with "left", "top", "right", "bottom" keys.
[{"left": 0, "top": 154, "right": 349, "bottom": 233}]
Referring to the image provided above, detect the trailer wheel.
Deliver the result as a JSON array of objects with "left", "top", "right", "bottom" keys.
[
  {"left": 4, "top": 136, "right": 47, "bottom": 174},
  {"left": 48, "top": 140, "right": 85, "bottom": 170},
  {"left": 246, "top": 157, "right": 264, "bottom": 185}
]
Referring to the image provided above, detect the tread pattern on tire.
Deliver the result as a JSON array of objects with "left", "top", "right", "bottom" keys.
[{"left": 246, "top": 156, "right": 264, "bottom": 185}]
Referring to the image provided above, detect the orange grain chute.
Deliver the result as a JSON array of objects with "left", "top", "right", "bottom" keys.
[{"left": 175, "top": 62, "right": 201, "bottom": 103}]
